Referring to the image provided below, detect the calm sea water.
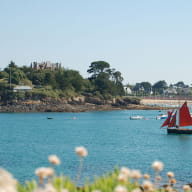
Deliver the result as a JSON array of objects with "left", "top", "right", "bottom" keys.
[{"left": 0, "top": 110, "right": 192, "bottom": 186}]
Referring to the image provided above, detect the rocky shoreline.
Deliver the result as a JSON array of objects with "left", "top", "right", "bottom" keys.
[
  {"left": 0, "top": 103, "right": 167, "bottom": 113},
  {"left": 0, "top": 97, "right": 168, "bottom": 113}
]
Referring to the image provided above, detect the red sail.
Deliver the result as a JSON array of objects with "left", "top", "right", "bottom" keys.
[
  {"left": 168, "top": 111, "right": 177, "bottom": 127},
  {"left": 179, "top": 102, "right": 192, "bottom": 127},
  {"left": 161, "top": 111, "right": 173, "bottom": 127}
]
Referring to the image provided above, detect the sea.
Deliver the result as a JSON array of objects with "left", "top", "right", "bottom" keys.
[{"left": 0, "top": 110, "right": 192, "bottom": 187}]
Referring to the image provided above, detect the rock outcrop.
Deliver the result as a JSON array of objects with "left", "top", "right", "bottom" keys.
[{"left": 0, "top": 96, "right": 166, "bottom": 112}]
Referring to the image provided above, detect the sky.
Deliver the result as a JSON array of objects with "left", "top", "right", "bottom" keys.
[{"left": 0, "top": 0, "right": 192, "bottom": 85}]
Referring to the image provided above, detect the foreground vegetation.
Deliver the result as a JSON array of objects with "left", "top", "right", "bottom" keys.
[{"left": 1, "top": 146, "right": 191, "bottom": 192}]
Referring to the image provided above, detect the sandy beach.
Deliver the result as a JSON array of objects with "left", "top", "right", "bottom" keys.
[{"left": 141, "top": 99, "right": 192, "bottom": 106}]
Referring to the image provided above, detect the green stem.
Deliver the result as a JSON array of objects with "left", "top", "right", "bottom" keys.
[{"left": 75, "top": 157, "right": 83, "bottom": 185}]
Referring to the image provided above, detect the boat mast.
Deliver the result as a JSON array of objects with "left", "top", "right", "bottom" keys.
[
  {"left": 177, "top": 105, "right": 180, "bottom": 128},
  {"left": 177, "top": 95, "right": 181, "bottom": 128}
]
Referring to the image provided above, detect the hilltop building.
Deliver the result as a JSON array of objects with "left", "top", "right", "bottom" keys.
[{"left": 31, "top": 61, "right": 61, "bottom": 70}]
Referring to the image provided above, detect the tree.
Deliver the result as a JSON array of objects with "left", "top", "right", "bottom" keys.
[
  {"left": 8, "top": 61, "right": 17, "bottom": 68},
  {"left": 87, "top": 61, "right": 110, "bottom": 79},
  {"left": 0, "top": 82, "right": 9, "bottom": 102},
  {"left": 55, "top": 69, "right": 84, "bottom": 92},
  {"left": 94, "top": 73, "right": 111, "bottom": 93},
  {"left": 133, "top": 83, "right": 142, "bottom": 92},
  {"left": 11, "top": 70, "right": 27, "bottom": 84},
  {"left": 174, "top": 81, "right": 188, "bottom": 88},
  {"left": 44, "top": 71, "right": 57, "bottom": 88},
  {"left": 0, "top": 71, "right": 9, "bottom": 79},
  {"left": 64, "top": 70, "right": 84, "bottom": 92},
  {"left": 87, "top": 61, "right": 125, "bottom": 97},
  {"left": 140, "top": 82, "right": 152, "bottom": 94},
  {"left": 152, "top": 80, "right": 168, "bottom": 95},
  {"left": 112, "top": 71, "right": 124, "bottom": 84},
  {"left": 31, "top": 71, "right": 45, "bottom": 86}
]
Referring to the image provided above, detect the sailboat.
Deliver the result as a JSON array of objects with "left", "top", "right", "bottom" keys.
[{"left": 161, "top": 101, "right": 192, "bottom": 134}]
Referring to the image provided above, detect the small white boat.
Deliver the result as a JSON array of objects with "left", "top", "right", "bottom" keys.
[
  {"left": 156, "top": 114, "right": 168, "bottom": 120},
  {"left": 130, "top": 115, "right": 143, "bottom": 120}
]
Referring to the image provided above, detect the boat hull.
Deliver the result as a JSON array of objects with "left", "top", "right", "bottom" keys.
[
  {"left": 156, "top": 114, "right": 168, "bottom": 120},
  {"left": 167, "top": 128, "right": 192, "bottom": 134},
  {"left": 130, "top": 116, "right": 143, "bottom": 120}
]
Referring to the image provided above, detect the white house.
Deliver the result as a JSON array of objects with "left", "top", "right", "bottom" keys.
[
  {"left": 13, "top": 86, "right": 32, "bottom": 92},
  {"left": 124, "top": 86, "right": 132, "bottom": 95},
  {"left": 163, "top": 87, "right": 177, "bottom": 95},
  {"left": 180, "top": 87, "right": 191, "bottom": 95}
]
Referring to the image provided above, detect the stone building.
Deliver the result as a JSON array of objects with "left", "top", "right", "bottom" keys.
[{"left": 31, "top": 61, "right": 61, "bottom": 70}]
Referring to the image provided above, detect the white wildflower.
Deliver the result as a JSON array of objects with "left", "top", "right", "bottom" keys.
[
  {"left": 92, "top": 190, "right": 101, "bottom": 192},
  {"left": 48, "top": 155, "right": 61, "bottom": 165},
  {"left": 35, "top": 167, "right": 54, "bottom": 179},
  {"left": 131, "top": 170, "right": 142, "bottom": 179},
  {"left": 131, "top": 188, "right": 142, "bottom": 192},
  {"left": 45, "top": 183, "right": 56, "bottom": 192},
  {"left": 152, "top": 161, "right": 164, "bottom": 171},
  {"left": 61, "top": 189, "right": 69, "bottom": 192},
  {"left": 167, "top": 171, "right": 174, "bottom": 178},
  {"left": 169, "top": 178, "right": 176, "bottom": 184},
  {"left": 75, "top": 146, "right": 88, "bottom": 157},
  {"left": 143, "top": 174, "right": 150, "bottom": 180},
  {"left": 33, "top": 187, "right": 45, "bottom": 192},
  {"left": 118, "top": 173, "right": 127, "bottom": 182},
  {"left": 0, "top": 168, "right": 17, "bottom": 192},
  {"left": 114, "top": 185, "right": 127, "bottom": 192},
  {"left": 156, "top": 176, "right": 162, "bottom": 181},
  {"left": 120, "top": 167, "right": 131, "bottom": 177},
  {"left": 142, "top": 180, "right": 153, "bottom": 191},
  {"left": 164, "top": 186, "right": 173, "bottom": 192},
  {"left": 183, "top": 185, "right": 191, "bottom": 191}
]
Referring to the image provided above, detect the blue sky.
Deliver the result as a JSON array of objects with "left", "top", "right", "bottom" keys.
[{"left": 0, "top": 0, "right": 192, "bottom": 85}]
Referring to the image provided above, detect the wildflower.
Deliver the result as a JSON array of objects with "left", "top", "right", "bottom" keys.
[
  {"left": 0, "top": 168, "right": 17, "bottom": 192},
  {"left": 75, "top": 146, "right": 88, "bottom": 184},
  {"left": 183, "top": 185, "right": 191, "bottom": 191},
  {"left": 131, "top": 170, "right": 142, "bottom": 180},
  {"left": 164, "top": 186, "right": 173, "bottom": 192},
  {"left": 61, "top": 189, "right": 69, "bottom": 192},
  {"left": 169, "top": 178, "right": 176, "bottom": 185},
  {"left": 35, "top": 167, "right": 54, "bottom": 179},
  {"left": 120, "top": 167, "right": 131, "bottom": 177},
  {"left": 92, "top": 190, "right": 101, "bottom": 192},
  {"left": 167, "top": 171, "right": 174, "bottom": 178},
  {"left": 33, "top": 187, "right": 45, "bottom": 192},
  {"left": 152, "top": 161, "right": 164, "bottom": 171},
  {"left": 155, "top": 176, "right": 162, "bottom": 181},
  {"left": 45, "top": 183, "right": 56, "bottom": 192},
  {"left": 142, "top": 181, "right": 153, "bottom": 191},
  {"left": 131, "top": 188, "right": 142, "bottom": 192},
  {"left": 35, "top": 167, "right": 54, "bottom": 186},
  {"left": 46, "top": 168, "right": 55, "bottom": 177},
  {"left": 118, "top": 174, "right": 127, "bottom": 183},
  {"left": 75, "top": 146, "right": 88, "bottom": 157},
  {"left": 48, "top": 155, "right": 61, "bottom": 165},
  {"left": 143, "top": 174, "right": 150, "bottom": 180},
  {"left": 114, "top": 185, "right": 128, "bottom": 192}
]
